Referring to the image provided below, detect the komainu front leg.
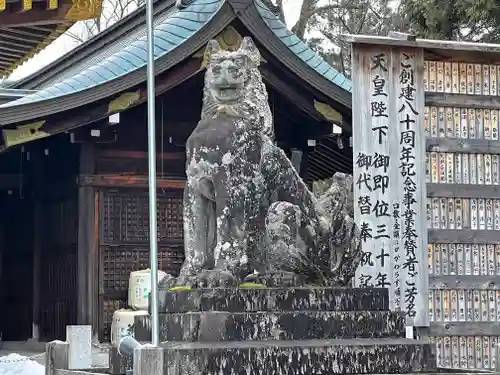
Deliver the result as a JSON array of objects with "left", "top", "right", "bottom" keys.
[
  {"left": 202, "top": 172, "right": 249, "bottom": 286},
  {"left": 176, "top": 181, "right": 215, "bottom": 287}
]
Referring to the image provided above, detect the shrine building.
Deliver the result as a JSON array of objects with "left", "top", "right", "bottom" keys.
[{"left": 0, "top": 0, "right": 352, "bottom": 342}]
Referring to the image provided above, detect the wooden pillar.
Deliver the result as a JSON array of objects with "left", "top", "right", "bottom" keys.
[
  {"left": 299, "top": 148, "right": 310, "bottom": 184},
  {"left": 77, "top": 142, "right": 98, "bottom": 340},
  {"left": 32, "top": 149, "right": 43, "bottom": 340},
  {"left": 0, "top": 212, "right": 3, "bottom": 333},
  {"left": 290, "top": 147, "right": 310, "bottom": 183},
  {"left": 290, "top": 148, "right": 303, "bottom": 173}
]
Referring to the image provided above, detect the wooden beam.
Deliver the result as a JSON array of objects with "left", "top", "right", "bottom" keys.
[
  {"left": 260, "top": 66, "right": 327, "bottom": 123},
  {"left": 2, "top": 27, "right": 49, "bottom": 39},
  {"left": 0, "top": 39, "right": 34, "bottom": 51},
  {"left": 429, "top": 275, "right": 500, "bottom": 290},
  {"left": 429, "top": 322, "right": 500, "bottom": 336},
  {"left": 41, "top": 57, "right": 204, "bottom": 136},
  {"left": 426, "top": 137, "right": 500, "bottom": 154},
  {"left": 1, "top": 30, "right": 45, "bottom": 45},
  {"left": 429, "top": 229, "right": 500, "bottom": 244},
  {"left": 98, "top": 150, "right": 184, "bottom": 160},
  {"left": 0, "top": 47, "right": 25, "bottom": 58},
  {"left": 425, "top": 92, "right": 500, "bottom": 109},
  {"left": 427, "top": 183, "right": 500, "bottom": 199},
  {"left": 0, "top": 55, "right": 15, "bottom": 64},
  {"left": 78, "top": 174, "right": 186, "bottom": 189},
  {"left": 0, "top": 3, "right": 71, "bottom": 26}
]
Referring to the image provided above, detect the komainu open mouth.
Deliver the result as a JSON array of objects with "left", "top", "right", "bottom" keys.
[{"left": 212, "top": 83, "right": 243, "bottom": 102}]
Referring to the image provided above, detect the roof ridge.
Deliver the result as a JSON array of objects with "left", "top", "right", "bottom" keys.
[
  {"left": 254, "top": 0, "right": 351, "bottom": 93},
  {"left": 1, "top": 0, "right": 225, "bottom": 109},
  {"left": 14, "top": 0, "right": 173, "bottom": 90},
  {"left": 257, "top": 0, "right": 280, "bottom": 14}
]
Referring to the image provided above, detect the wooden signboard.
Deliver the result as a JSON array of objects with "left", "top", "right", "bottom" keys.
[
  {"left": 348, "top": 33, "right": 500, "bottom": 370},
  {"left": 351, "top": 45, "right": 429, "bottom": 326}
]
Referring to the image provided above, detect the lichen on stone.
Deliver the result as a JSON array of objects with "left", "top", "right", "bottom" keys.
[{"left": 158, "top": 37, "right": 362, "bottom": 290}]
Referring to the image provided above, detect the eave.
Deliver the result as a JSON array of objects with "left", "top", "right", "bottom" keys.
[
  {"left": 12, "top": 0, "right": 169, "bottom": 90},
  {"left": 0, "top": 0, "right": 353, "bottom": 149},
  {"left": 0, "top": 0, "right": 232, "bottom": 125},
  {"left": 0, "top": 0, "right": 102, "bottom": 77}
]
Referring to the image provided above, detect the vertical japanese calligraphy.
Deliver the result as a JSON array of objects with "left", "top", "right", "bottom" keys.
[
  {"left": 398, "top": 52, "right": 425, "bottom": 320},
  {"left": 352, "top": 45, "right": 428, "bottom": 327},
  {"left": 353, "top": 49, "right": 393, "bottom": 293}
]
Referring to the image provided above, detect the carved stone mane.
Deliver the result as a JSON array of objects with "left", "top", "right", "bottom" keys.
[{"left": 200, "top": 37, "right": 274, "bottom": 140}]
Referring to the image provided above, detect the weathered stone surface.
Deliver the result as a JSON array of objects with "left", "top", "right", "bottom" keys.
[
  {"left": 156, "top": 287, "right": 389, "bottom": 313},
  {"left": 108, "top": 346, "right": 132, "bottom": 375},
  {"left": 160, "top": 339, "right": 436, "bottom": 375},
  {"left": 168, "top": 36, "right": 361, "bottom": 289},
  {"left": 133, "top": 310, "right": 405, "bottom": 342}
]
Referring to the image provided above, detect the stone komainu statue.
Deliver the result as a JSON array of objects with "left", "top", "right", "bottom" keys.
[{"left": 161, "top": 36, "right": 362, "bottom": 288}]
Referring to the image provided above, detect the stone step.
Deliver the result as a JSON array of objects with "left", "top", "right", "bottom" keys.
[
  {"left": 156, "top": 287, "right": 389, "bottom": 313},
  {"left": 109, "top": 338, "right": 436, "bottom": 375},
  {"left": 133, "top": 310, "right": 406, "bottom": 342},
  {"left": 161, "top": 339, "right": 436, "bottom": 375}
]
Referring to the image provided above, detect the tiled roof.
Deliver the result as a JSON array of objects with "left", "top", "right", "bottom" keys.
[
  {"left": 0, "top": 0, "right": 224, "bottom": 107},
  {"left": 255, "top": 0, "right": 352, "bottom": 92},
  {"left": 1, "top": 0, "right": 352, "bottom": 108}
]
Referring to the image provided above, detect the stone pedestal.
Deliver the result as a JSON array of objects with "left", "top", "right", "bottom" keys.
[{"left": 109, "top": 287, "right": 436, "bottom": 374}]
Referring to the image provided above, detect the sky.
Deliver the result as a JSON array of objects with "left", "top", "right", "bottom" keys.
[{"left": 7, "top": 0, "right": 304, "bottom": 81}]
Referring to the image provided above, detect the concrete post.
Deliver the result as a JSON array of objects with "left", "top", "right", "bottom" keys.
[
  {"left": 45, "top": 341, "right": 69, "bottom": 375},
  {"left": 66, "top": 325, "right": 92, "bottom": 369},
  {"left": 133, "top": 344, "right": 163, "bottom": 375}
]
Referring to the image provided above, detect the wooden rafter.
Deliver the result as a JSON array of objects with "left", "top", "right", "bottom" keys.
[{"left": 0, "top": 0, "right": 102, "bottom": 76}]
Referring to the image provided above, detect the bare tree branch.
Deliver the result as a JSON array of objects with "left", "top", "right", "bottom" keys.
[
  {"left": 274, "top": 0, "right": 286, "bottom": 24},
  {"left": 66, "top": 0, "right": 145, "bottom": 43},
  {"left": 291, "top": 0, "right": 362, "bottom": 39}
]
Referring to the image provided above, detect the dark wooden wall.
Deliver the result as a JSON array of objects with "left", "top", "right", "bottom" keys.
[
  {"left": 0, "top": 135, "right": 79, "bottom": 341},
  {"left": 83, "top": 149, "right": 188, "bottom": 341},
  {"left": 77, "top": 88, "right": 193, "bottom": 340},
  {"left": 37, "top": 137, "right": 79, "bottom": 341}
]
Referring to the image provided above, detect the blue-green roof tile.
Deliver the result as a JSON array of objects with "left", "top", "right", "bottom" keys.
[
  {"left": 255, "top": 0, "right": 352, "bottom": 93},
  {"left": 1, "top": 0, "right": 223, "bottom": 107},
  {"left": 2, "top": 0, "right": 351, "bottom": 109}
]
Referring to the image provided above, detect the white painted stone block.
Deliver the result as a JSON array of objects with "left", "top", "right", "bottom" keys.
[{"left": 66, "top": 325, "right": 92, "bottom": 370}]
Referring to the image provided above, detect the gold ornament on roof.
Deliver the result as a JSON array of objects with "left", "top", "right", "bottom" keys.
[
  {"left": 65, "top": 0, "right": 103, "bottom": 21},
  {"left": 199, "top": 26, "right": 266, "bottom": 68}
]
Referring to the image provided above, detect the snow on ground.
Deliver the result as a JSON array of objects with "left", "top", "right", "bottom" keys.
[{"left": 0, "top": 354, "right": 44, "bottom": 375}]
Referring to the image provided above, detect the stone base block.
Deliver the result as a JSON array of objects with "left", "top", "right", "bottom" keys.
[
  {"left": 156, "top": 287, "right": 389, "bottom": 313},
  {"left": 133, "top": 310, "right": 405, "bottom": 342},
  {"left": 161, "top": 338, "right": 435, "bottom": 375},
  {"left": 110, "top": 338, "right": 435, "bottom": 375}
]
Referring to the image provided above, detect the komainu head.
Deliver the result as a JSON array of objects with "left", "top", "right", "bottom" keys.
[{"left": 204, "top": 36, "right": 261, "bottom": 105}]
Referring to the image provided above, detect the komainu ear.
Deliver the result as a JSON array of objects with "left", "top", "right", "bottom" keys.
[
  {"left": 239, "top": 36, "right": 260, "bottom": 67},
  {"left": 203, "top": 39, "right": 222, "bottom": 67}
]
